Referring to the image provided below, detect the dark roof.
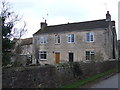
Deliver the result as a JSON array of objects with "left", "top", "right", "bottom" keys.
[
  {"left": 13, "top": 38, "right": 19, "bottom": 42},
  {"left": 20, "top": 38, "right": 32, "bottom": 46},
  {"left": 34, "top": 19, "right": 109, "bottom": 35}
]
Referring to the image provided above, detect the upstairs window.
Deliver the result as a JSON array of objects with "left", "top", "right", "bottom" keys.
[
  {"left": 39, "top": 51, "right": 47, "bottom": 60},
  {"left": 86, "top": 32, "right": 94, "bottom": 42},
  {"left": 86, "top": 51, "right": 95, "bottom": 60},
  {"left": 55, "top": 35, "right": 60, "bottom": 44},
  {"left": 67, "top": 34, "right": 74, "bottom": 43},
  {"left": 40, "top": 36, "right": 47, "bottom": 44}
]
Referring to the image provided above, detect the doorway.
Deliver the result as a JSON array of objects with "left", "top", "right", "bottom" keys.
[
  {"left": 69, "top": 53, "right": 74, "bottom": 62},
  {"left": 55, "top": 53, "right": 60, "bottom": 64}
]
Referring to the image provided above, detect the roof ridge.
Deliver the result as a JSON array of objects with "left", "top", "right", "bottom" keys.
[
  {"left": 47, "top": 19, "right": 106, "bottom": 27},
  {"left": 34, "top": 19, "right": 109, "bottom": 35},
  {"left": 21, "top": 37, "right": 33, "bottom": 40}
]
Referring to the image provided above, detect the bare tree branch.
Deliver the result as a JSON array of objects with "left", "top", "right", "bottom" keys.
[{"left": 1, "top": 1, "right": 27, "bottom": 39}]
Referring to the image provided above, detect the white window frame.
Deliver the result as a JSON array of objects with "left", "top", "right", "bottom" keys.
[
  {"left": 40, "top": 36, "right": 47, "bottom": 44},
  {"left": 86, "top": 32, "right": 94, "bottom": 42},
  {"left": 86, "top": 51, "right": 95, "bottom": 60},
  {"left": 39, "top": 51, "right": 47, "bottom": 60},
  {"left": 55, "top": 35, "right": 61, "bottom": 44},
  {"left": 67, "top": 34, "right": 74, "bottom": 43}
]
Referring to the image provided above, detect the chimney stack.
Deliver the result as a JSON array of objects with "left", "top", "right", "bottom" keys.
[
  {"left": 106, "top": 11, "right": 111, "bottom": 21},
  {"left": 40, "top": 19, "right": 47, "bottom": 29},
  {"left": 111, "top": 21, "right": 115, "bottom": 29}
]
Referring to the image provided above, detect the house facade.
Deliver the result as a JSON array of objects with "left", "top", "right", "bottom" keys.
[
  {"left": 12, "top": 38, "right": 33, "bottom": 65},
  {"left": 32, "top": 11, "right": 118, "bottom": 65},
  {"left": 13, "top": 38, "right": 33, "bottom": 56}
]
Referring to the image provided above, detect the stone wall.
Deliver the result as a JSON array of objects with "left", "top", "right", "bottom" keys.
[
  {"left": 2, "top": 60, "right": 118, "bottom": 88},
  {"left": 11, "top": 55, "right": 28, "bottom": 66},
  {"left": 11, "top": 54, "right": 32, "bottom": 66}
]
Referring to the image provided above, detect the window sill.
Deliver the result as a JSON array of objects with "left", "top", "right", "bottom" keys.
[
  {"left": 40, "top": 59, "right": 47, "bottom": 61},
  {"left": 86, "top": 59, "right": 90, "bottom": 61},
  {"left": 86, "top": 41, "right": 94, "bottom": 43},
  {"left": 55, "top": 43, "right": 61, "bottom": 45},
  {"left": 40, "top": 43, "right": 46, "bottom": 44},
  {"left": 67, "top": 42, "right": 75, "bottom": 44}
]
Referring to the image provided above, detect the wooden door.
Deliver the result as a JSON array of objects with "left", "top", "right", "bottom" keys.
[
  {"left": 55, "top": 53, "right": 60, "bottom": 64},
  {"left": 69, "top": 53, "right": 74, "bottom": 62}
]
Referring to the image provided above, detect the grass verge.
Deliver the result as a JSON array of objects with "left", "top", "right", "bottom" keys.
[{"left": 62, "top": 66, "right": 118, "bottom": 88}]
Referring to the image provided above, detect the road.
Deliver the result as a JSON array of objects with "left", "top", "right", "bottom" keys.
[{"left": 90, "top": 73, "right": 119, "bottom": 88}]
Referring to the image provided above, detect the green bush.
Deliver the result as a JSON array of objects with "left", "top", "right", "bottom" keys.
[
  {"left": 2, "top": 53, "right": 11, "bottom": 66},
  {"left": 12, "top": 61, "right": 22, "bottom": 67},
  {"left": 73, "top": 62, "right": 83, "bottom": 77}
]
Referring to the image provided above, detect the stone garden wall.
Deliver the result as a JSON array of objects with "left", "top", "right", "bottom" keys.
[{"left": 2, "top": 60, "right": 118, "bottom": 88}]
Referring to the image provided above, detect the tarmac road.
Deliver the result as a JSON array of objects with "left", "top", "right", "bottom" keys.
[{"left": 90, "top": 73, "right": 119, "bottom": 88}]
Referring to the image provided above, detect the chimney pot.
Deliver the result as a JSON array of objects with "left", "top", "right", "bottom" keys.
[
  {"left": 106, "top": 11, "right": 111, "bottom": 21},
  {"left": 40, "top": 20, "right": 47, "bottom": 29}
]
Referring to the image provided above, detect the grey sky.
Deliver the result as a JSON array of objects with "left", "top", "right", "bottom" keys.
[{"left": 4, "top": 0, "right": 119, "bottom": 39}]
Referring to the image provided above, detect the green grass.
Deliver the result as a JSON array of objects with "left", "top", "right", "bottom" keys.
[{"left": 62, "top": 67, "right": 118, "bottom": 88}]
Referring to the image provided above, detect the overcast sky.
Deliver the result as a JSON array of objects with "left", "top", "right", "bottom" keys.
[{"left": 3, "top": 0, "right": 119, "bottom": 39}]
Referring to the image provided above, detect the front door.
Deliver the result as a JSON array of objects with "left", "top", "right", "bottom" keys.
[
  {"left": 55, "top": 53, "right": 60, "bottom": 64},
  {"left": 69, "top": 53, "right": 74, "bottom": 62}
]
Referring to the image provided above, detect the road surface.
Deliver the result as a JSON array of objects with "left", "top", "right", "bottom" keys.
[{"left": 90, "top": 73, "right": 119, "bottom": 88}]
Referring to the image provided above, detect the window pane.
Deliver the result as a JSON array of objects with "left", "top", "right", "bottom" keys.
[
  {"left": 40, "top": 36, "right": 47, "bottom": 44},
  {"left": 90, "top": 51, "right": 94, "bottom": 54},
  {"left": 90, "top": 33, "right": 94, "bottom": 41},
  {"left": 91, "top": 54, "right": 94, "bottom": 60},
  {"left": 86, "top": 51, "right": 95, "bottom": 60},
  {"left": 41, "top": 54, "right": 44, "bottom": 59},
  {"left": 86, "top": 51, "right": 90, "bottom": 60},
  {"left": 90, "top": 51, "right": 95, "bottom": 60},
  {"left": 68, "top": 35, "right": 71, "bottom": 42},
  {"left": 86, "top": 33, "right": 94, "bottom": 42},
  {"left": 45, "top": 37, "right": 47, "bottom": 43},
  {"left": 68, "top": 34, "right": 74, "bottom": 43},
  {"left": 55, "top": 35, "right": 57, "bottom": 43},
  {"left": 86, "top": 33, "right": 90, "bottom": 41},
  {"left": 43, "top": 37, "right": 45, "bottom": 43},
  {"left": 40, "top": 37, "right": 43, "bottom": 43},
  {"left": 58, "top": 35, "right": 60, "bottom": 43},
  {"left": 71, "top": 34, "right": 74, "bottom": 42},
  {"left": 55, "top": 35, "right": 60, "bottom": 43},
  {"left": 44, "top": 54, "right": 46, "bottom": 59},
  {"left": 40, "top": 51, "right": 47, "bottom": 59}
]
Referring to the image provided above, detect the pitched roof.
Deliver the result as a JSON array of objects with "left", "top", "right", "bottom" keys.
[
  {"left": 34, "top": 19, "right": 109, "bottom": 35},
  {"left": 20, "top": 38, "right": 32, "bottom": 46}
]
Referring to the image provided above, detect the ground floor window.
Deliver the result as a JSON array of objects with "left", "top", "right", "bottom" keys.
[
  {"left": 39, "top": 51, "right": 47, "bottom": 60},
  {"left": 86, "top": 51, "right": 95, "bottom": 60}
]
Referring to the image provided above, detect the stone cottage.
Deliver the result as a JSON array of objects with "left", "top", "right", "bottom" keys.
[
  {"left": 32, "top": 11, "right": 118, "bottom": 65},
  {"left": 12, "top": 37, "right": 33, "bottom": 65}
]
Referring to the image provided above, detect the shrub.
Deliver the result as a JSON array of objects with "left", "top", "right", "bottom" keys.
[
  {"left": 73, "top": 62, "right": 83, "bottom": 77},
  {"left": 2, "top": 53, "right": 11, "bottom": 66},
  {"left": 12, "top": 61, "right": 22, "bottom": 67}
]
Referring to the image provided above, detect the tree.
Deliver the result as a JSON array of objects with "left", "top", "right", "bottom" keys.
[{"left": 1, "top": 1, "right": 27, "bottom": 66}]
